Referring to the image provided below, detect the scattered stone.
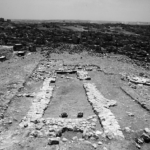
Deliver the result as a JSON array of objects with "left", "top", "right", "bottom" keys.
[
  {"left": 23, "top": 130, "right": 31, "bottom": 138},
  {"left": 87, "top": 115, "right": 97, "bottom": 120},
  {"left": 141, "top": 132, "right": 150, "bottom": 142},
  {"left": 124, "top": 127, "right": 132, "bottom": 133},
  {"left": 127, "top": 112, "right": 134, "bottom": 117},
  {"left": 22, "top": 122, "right": 28, "bottom": 128},
  {"left": 95, "top": 130, "right": 102, "bottom": 136},
  {"left": 86, "top": 68, "right": 93, "bottom": 71},
  {"left": 32, "top": 119, "right": 39, "bottom": 124},
  {"left": 30, "top": 130, "right": 39, "bottom": 138},
  {"left": 90, "top": 137, "right": 96, "bottom": 140},
  {"left": 91, "top": 118, "right": 97, "bottom": 122},
  {"left": 35, "top": 123, "right": 43, "bottom": 130},
  {"left": 121, "top": 76, "right": 125, "bottom": 81},
  {"left": 79, "top": 138, "right": 84, "bottom": 141},
  {"left": 139, "top": 72, "right": 145, "bottom": 77},
  {"left": 137, "top": 84, "right": 143, "bottom": 87},
  {"left": 48, "top": 137, "right": 60, "bottom": 145},
  {"left": 77, "top": 112, "right": 83, "bottom": 118},
  {"left": 98, "top": 141, "right": 102, "bottom": 145},
  {"left": 0, "top": 113, "right": 4, "bottom": 119},
  {"left": 82, "top": 128, "right": 93, "bottom": 140},
  {"left": 92, "top": 143, "right": 97, "bottom": 149},
  {"left": 144, "top": 128, "right": 150, "bottom": 135},
  {"left": 60, "top": 112, "right": 68, "bottom": 118},
  {"left": 62, "top": 138, "right": 68, "bottom": 142},
  {"left": 136, "top": 138, "right": 144, "bottom": 144},
  {"left": 8, "top": 120, "right": 12, "bottom": 124},
  {"left": 66, "top": 76, "right": 74, "bottom": 79},
  {"left": 131, "top": 85, "right": 137, "bottom": 89},
  {"left": 107, "top": 100, "right": 117, "bottom": 107},
  {"left": 0, "top": 56, "right": 6, "bottom": 62},
  {"left": 61, "top": 75, "right": 65, "bottom": 78},
  {"left": 136, "top": 143, "right": 141, "bottom": 149},
  {"left": 48, "top": 132, "right": 56, "bottom": 137},
  {"left": 17, "top": 93, "right": 35, "bottom": 97},
  {"left": 13, "top": 117, "right": 18, "bottom": 122},
  {"left": 72, "top": 136, "right": 78, "bottom": 141},
  {"left": 135, "top": 128, "right": 150, "bottom": 147},
  {"left": 128, "top": 82, "right": 132, "bottom": 86},
  {"left": 84, "top": 140, "right": 91, "bottom": 145}
]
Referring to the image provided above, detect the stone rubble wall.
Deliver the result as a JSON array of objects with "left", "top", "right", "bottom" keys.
[
  {"left": 83, "top": 83, "right": 124, "bottom": 140},
  {"left": 27, "top": 116, "right": 102, "bottom": 139},
  {"left": 20, "top": 77, "right": 55, "bottom": 128}
]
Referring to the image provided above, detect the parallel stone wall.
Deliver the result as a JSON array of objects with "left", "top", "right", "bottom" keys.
[
  {"left": 20, "top": 77, "right": 55, "bottom": 128},
  {"left": 83, "top": 83, "right": 124, "bottom": 140}
]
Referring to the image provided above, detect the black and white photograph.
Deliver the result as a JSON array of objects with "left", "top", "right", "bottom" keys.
[{"left": 0, "top": 0, "right": 150, "bottom": 150}]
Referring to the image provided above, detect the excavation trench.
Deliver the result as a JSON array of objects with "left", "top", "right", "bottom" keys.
[{"left": 43, "top": 74, "right": 95, "bottom": 119}]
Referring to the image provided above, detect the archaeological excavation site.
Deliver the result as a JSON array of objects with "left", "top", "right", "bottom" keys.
[{"left": 0, "top": 18, "right": 150, "bottom": 150}]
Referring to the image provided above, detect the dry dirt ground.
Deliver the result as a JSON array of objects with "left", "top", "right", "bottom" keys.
[{"left": 0, "top": 50, "right": 150, "bottom": 150}]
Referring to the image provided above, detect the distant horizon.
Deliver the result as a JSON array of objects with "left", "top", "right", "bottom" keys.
[
  {"left": 8, "top": 18, "right": 150, "bottom": 25},
  {"left": 0, "top": 0, "right": 150, "bottom": 23}
]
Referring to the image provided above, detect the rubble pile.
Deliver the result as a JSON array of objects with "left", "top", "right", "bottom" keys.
[
  {"left": 135, "top": 128, "right": 150, "bottom": 148},
  {"left": 83, "top": 83, "right": 124, "bottom": 140},
  {"left": 126, "top": 75, "right": 150, "bottom": 85},
  {"left": 31, "top": 60, "right": 58, "bottom": 81},
  {"left": 31, "top": 64, "right": 50, "bottom": 81},
  {"left": 20, "top": 77, "right": 55, "bottom": 128},
  {"left": 77, "top": 70, "right": 91, "bottom": 80}
]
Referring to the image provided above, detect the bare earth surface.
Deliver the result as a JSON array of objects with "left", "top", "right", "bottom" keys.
[{"left": 0, "top": 50, "right": 150, "bottom": 150}]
